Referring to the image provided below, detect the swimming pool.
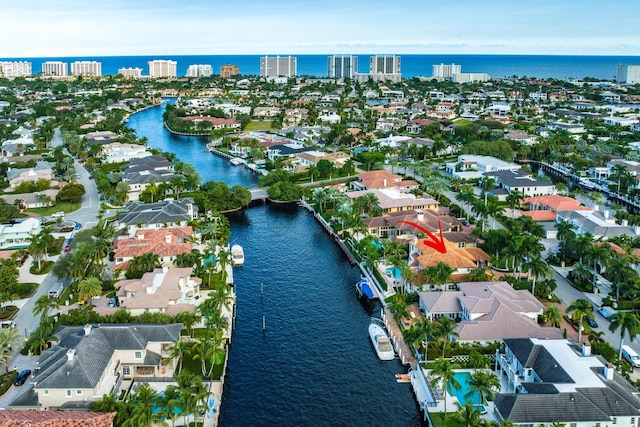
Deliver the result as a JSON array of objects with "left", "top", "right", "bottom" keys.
[
  {"left": 450, "top": 371, "right": 482, "bottom": 406},
  {"left": 384, "top": 267, "right": 402, "bottom": 279}
]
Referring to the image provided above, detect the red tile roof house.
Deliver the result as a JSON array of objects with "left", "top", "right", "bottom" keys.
[
  {"left": 0, "top": 410, "right": 115, "bottom": 427},
  {"left": 179, "top": 115, "right": 240, "bottom": 130},
  {"left": 418, "top": 281, "right": 562, "bottom": 342},
  {"left": 113, "top": 226, "right": 193, "bottom": 270},
  {"left": 350, "top": 170, "right": 419, "bottom": 191}
]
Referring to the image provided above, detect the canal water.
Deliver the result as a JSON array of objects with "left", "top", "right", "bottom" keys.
[{"left": 127, "top": 102, "right": 422, "bottom": 426}]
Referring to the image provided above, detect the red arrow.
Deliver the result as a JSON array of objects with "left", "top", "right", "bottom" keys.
[{"left": 399, "top": 220, "right": 447, "bottom": 254}]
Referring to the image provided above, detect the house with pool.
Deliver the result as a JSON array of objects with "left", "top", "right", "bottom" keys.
[
  {"left": 494, "top": 338, "right": 640, "bottom": 426},
  {"left": 10, "top": 323, "right": 182, "bottom": 409}
]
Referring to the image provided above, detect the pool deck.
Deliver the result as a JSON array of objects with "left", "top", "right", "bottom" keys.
[{"left": 425, "top": 368, "right": 505, "bottom": 423}]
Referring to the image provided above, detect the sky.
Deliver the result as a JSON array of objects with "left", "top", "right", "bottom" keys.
[{"left": 1, "top": 0, "right": 640, "bottom": 57}]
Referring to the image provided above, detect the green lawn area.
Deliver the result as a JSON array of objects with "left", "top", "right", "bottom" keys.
[
  {"left": 430, "top": 413, "right": 465, "bottom": 427},
  {"left": 245, "top": 120, "right": 273, "bottom": 131},
  {"left": 28, "top": 201, "right": 81, "bottom": 217},
  {"left": 17, "top": 282, "right": 38, "bottom": 299}
]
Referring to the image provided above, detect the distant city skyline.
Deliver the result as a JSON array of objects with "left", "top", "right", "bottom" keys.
[{"left": 2, "top": 0, "right": 640, "bottom": 58}]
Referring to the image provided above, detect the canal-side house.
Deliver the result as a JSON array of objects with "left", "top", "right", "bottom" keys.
[
  {"left": 483, "top": 169, "right": 556, "bottom": 199},
  {"left": 114, "top": 266, "right": 201, "bottom": 316},
  {"left": 10, "top": 324, "right": 182, "bottom": 409},
  {"left": 347, "top": 188, "right": 438, "bottom": 214},
  {"left": 115, "top": 198, "right": 198, "bottom": 236},
  {"left": 445, "top": 155, "right": 520, "bottom": 180},
  {"left": 112, "top": 226, "right": 193, "bottom": 270},
  {"left": 494, "top": 338, "right": 640, "bottom": 426},
  {"left": 363, "top": 209, "right": 465, "bottom": 239},
  {"left": 408, "top": 237, "right": 489, "bottom": 286},
  {"left": 0, "top": 217, "right": 41, "bottom": 249},
  {"left": 350, "top": 170, "right": 419, "bottom": 192},
  {"left": 122, "top": 155, "right": 184, "bottom": 201},
  {"left": 101, "top": 142, "right": 152, "bottom": 164},
  {"left": 418, "top": 281, "right": 562, "bottom": 342}
]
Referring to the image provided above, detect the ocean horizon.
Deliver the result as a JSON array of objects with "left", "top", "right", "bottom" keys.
[{"left": 3, "top": 54, "right": 640, "bottom": 80}]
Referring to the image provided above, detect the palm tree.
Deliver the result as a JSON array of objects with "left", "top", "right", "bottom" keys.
[
  {"left": 573, "top": 233, "right": 593, "bottom": 264},
  {"left": 435, "top": 316, "right": 459, "bottom": 358},
  {"left": 0, "top": 328, "right": 20, "bottom": 373},
  {"left": 410, "top": 317, "right": 434, "bottom": 361},
  {"left": 543, "top": 305, "right": 562, "bottom": 327},
  {"left": 155, "top": 385, "right": 181, "bottom": 427},
  {"left": 567, "top": 299, "right": 593, "bottom": 343},
  {"left": 608, "top": 311, "right": 640, "bottom": 361},
  {"left": 191, "top": 336, "right": 216, "bottom": 377},
  {"left": 448, "top": 402, "right": 482, "bottom": 427},
  {"left": 555, "top": 221, "right": 576, "bottom": 260},
  {"left": 457, "top": 184, "right": 477, "bottom": 221},
  {"left": 505, "top": 190, "right": 524, "bottom": 219},
  {"left": 523, "top": 255, "right": 553, "bottom": 297},
  {"left": 162, "top": 339, "right": 190, "bottom": 374},
  {"left": 466, "top": 370, "right": 500, "bottom": 406},
  {"left": 124, "top": 384, "right": 167, "bottom": 427},
  {"left": 32, "top": 295, "right": 60, "bottom": 325},
  {"left": 471, "top": 199, "right": 490, "bottom": 233},
  {"left": 76, "top": 277, "right": 102, "bottom": 306},
  {"left": 585, "top": 244, "right": 611, "bottom": 288},
  {"left": 486, "top": 197, "right": 505, "bottom": 230},
  {"left": 480, "top": 176, "right": 496, "bottom": 206},
  {"left": 607, "top": 257, "right": 633, "bottom": 301},
  {"left": 429, "top": 357, "right": 461, "bottom": 416},
  {"left": 389, "top": 293, "right": 409, "bottom": 322},
  {"left": 27, "top": 234, "right": 48, "bottom": 271}
]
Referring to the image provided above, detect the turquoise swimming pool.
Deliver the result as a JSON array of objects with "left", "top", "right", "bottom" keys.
[
  {"left": 450, "top": 371, "right": 481, "bottom": 406},
  {"left": 384, "top": 267, "right": 402, "bottom": 279}
]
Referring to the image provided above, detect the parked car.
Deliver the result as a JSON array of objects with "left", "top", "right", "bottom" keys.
[
  {"left": 586, "top": 317, "right": 598, "bottom": 328},
  {"left": 63, "top": 245, "right": 71, "bottom": 253},
  {"left": 51, "top": 212, "right": 65, "bottom": 218},
  {"left": 13, "top": 370, "right": 31, "bottom": 386},
  {"left": 74, "top": 222, "right": 82, "bottom": 230}
]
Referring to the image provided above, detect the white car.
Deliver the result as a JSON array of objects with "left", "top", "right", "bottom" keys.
[{"left": 51, "top": 212, "right": 65, "bottom": 218}]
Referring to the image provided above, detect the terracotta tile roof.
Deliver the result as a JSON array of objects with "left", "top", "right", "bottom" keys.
[
  {"left": 113, "top": 226, "right": 193, "bottom": 265},
  {"left": 355, "top": 170, "right": 404, "bottom": 189},
  {"left": 521, "top": 210, "right": 557, "bottom": 221},
  {"left": 523, "top": 195, "right": 590, "bottom": 212},
  {"left": 0, "top": 410, "right": 115, "bottom": 427},
  {"left": 415, "top": 238, "right": 485, "bottom": 269}
]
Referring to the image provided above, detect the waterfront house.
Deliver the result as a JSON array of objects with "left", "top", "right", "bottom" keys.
[
  {"left": 0, "top": 217, "right": 41, "bottom": 249},
  {"left": 521, "top": 194, "right": 590, "bottom": 225},
  {"left": 179, "top": 115, "right": 240, "bottom": 130},
  {"left": 101, "top": 142, "right": 152, "bottom": 164},
  {"left": 494, "top": 338, "right": 640, "bottom": 426},
  {"left": 82, "top": 130, "right": 119, "bottom": 145},
  {"left": 113, "top": 226, "right": 193, "bottom": 269},
  {"left": 114, "top": 266, "right": 201, "bottom": 316},
  {"left": 122, "top": 155, "right": 183, "bottom": 201},
  {"left": 418, "top": 281, "right": 561, "bottom": 342},
  {"left": 409, "top": 236, "right": 489, "bottom": 279},
  {"left": 483, "top": 169, "right": 556, "bottom": 198},
  {"left": 115, "top": 198, "right": 198, "bottom": 234},
  {"left": 350, "top": 170, "right": 418, "bottom": 192},
  {"left": 363, "top": 209, "right": 466, "bottom": 239},
  {"left": 556, "top": 209, "right": 638, "bottom": 240},
  {"left": 347, "top": 188, "right": 438, "bottom": 214},
  {"left": 10, "top": 324, "right": 181, "bottom": 409},
  {"left": 445, "top": 155, "right": 520, "bottom": 180}
]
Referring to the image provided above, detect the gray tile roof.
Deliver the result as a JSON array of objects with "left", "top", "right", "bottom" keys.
[
  {"left": 504, "top": 338, "right": 573, "bottom": 383},
  {"left": 117, "top": 198, "right": 197, "bottom": 227},
  {"left": 495, "top": 392, "right": 610, "bottom": 424},
  {"left": 31, "top": 324, "right": 181, "bottom": 391}
]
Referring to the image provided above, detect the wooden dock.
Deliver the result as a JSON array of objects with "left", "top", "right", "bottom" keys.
[{"left": 383, "top": 308, "right": 417, "bottom": 367}]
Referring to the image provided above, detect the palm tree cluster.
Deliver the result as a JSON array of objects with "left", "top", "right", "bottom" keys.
[
  {"left": 403, "top": 312, "right": 460, "bottom": 361},
  {"left": 94, "top": 371, "right": 210, "bottom": 427}
]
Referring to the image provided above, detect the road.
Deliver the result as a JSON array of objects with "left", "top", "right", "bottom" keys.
[
  {"left": 384, "top": 163, "right": 640, "bottom": 354},
  {"left": 1, "top": 136, "right": 102, "bottom": 407}
]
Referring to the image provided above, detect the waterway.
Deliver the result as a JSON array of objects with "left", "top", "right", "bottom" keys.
[{"left": 127, "top": 102, "right": 422, "bottom": 426}]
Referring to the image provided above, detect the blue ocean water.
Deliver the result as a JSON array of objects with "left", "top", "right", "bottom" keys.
[{"left": 5, "top": 54, "right": 640, "bottom": 80}]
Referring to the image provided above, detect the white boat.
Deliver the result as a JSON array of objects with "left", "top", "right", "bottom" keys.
[
  {"left": 369, "top": 318, "right": 395, "bottom": 361},
  {"left": 231, "top": 244, "right": 245, "bottom": 266},
  {"left": 230, "top": 157, "right": 245, "bottom": 166}
]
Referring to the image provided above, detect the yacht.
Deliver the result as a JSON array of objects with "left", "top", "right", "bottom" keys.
[
  {"left": 369, "top": 318, "right": 395, "bottom": 361},
  {"left": 231, "top": 244, "right": 245, "bottom": 266}
]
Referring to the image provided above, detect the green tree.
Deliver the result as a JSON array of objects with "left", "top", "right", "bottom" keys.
[
  {"left": 567, "top": 299, "right": 593, "bottom": 344},
  {"left": 448, "top": 402, "right": 482, "bottom": 427},
  {"left": 77, "top": 277, "right": 103, "bottom": 305},
  {"left": 608, "top": 311, "right": 640, "bottom": 361},
  {"left": 429, "top": 357, "right": 461, "bottom": 417},
  {"left": 435, "top": 316, "right": 459, "bottom": 358},
  {"left": 32, "top": 294, "right": 60, "bottom": 325},
  {"left": 523, "top": 255, "right": 553, "bottom": 297},
  {"left": 543, "top": 305, "right": 562, "bottom": 327},
  {"left": 0, "top": 328, "right": 20, "bottom": 373},
  {"left": 466, "top": 370, "right": 500, "bottom": 405}
]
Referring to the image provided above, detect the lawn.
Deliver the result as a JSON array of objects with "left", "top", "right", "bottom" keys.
[
  {"left": 245, "top": 120, "right": 273, "bottom": 131},
  {"left": 28, "top": 201, "right": 81, "bottom": 217},
  {"left": 16, "top": 282, "right": 39, "bottom": 299},
  {"left": 429, "top": 414, "right": 466, "bottom": 427}
]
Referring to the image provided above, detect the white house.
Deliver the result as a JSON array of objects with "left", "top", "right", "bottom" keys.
[
  {"left": 0, "top": 217, "right": 41, "bottom": 249},
  {"left": 445, "top": 155, "right": 520, "bottom": 180}
]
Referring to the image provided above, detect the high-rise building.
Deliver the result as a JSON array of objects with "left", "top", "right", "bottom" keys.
[
  {"left": 432, "top": 63, "right": 461, "bottom": 79},
  {"left": 327, "top": 55, "right": 358, "bottom": 79},
  {"left": 118, "top": 67, "right": 143, "bottom": 78},
  {"left": 148, "top": 60, "right": 177, "bottom": 78},
  {"left": 369, "top": 55, "right": 401, "bottom": 74},
  {"left": 618, "top": 64, "right": 640, "bottom": 84},
  {"left": 70, "top": 61, "right": 102, "bottom": 77},
  {"left": 42, "top": 61, "right": 68, "bottom": 77},
  {"left": 220, "top": 64, "right": 239, "bottom": 78},
  {"left": 186, "top": 64, "right": 213, "bottom": 77},
  {"left": 0, "top": 61, "right": 32, "bottom": 78},
  {"left": 260, "top": 56, "right": 297, "bottom": 78}
]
